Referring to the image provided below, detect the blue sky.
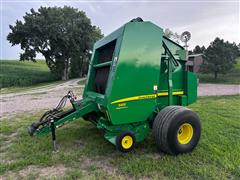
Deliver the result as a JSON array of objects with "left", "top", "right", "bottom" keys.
[{"left": 1, "top": 0, "right": 239, "bottom": 59}]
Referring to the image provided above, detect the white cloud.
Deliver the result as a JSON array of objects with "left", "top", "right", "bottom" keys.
[
  {"left": 1, "top": 1, "right": 239, "bottom": 59},
  {"left": 173, "top": 13, "right": 240, "bottom": 49}
]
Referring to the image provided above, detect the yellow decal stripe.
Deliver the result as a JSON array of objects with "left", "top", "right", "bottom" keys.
[
  {"left": 111, "top": 91, "right": 184, "bottom": 104},
  {"left": 173, "top": 91, "right": 184, "bottom": 95}
]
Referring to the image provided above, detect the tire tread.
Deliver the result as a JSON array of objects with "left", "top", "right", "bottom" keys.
[{"left": 153, "top": 106, "right": 189, "bottom": 154}]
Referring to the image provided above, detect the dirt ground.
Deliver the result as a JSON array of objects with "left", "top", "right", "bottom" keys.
[
  {"left": 0, "top": 80, "right": 239, "bottom": 116},
  {"left": 0, "top": 78, "right": 84, "bottom": 117}
]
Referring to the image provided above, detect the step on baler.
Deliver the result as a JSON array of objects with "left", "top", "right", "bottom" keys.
[{"left": 28, "top": 18, "right": 201, "bottom": 154}]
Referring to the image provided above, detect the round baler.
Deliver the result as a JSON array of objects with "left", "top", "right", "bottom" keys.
[{"left": 28, "top": 18, "right": 201, "bottom": 155}]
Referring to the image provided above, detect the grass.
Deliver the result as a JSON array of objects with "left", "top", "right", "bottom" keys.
[
  {"left": 198, "top": 57, "right": 240, "bottom": 84},
  {"left": 0, "top": 60, "right": 57, "bottom": 88},
  {"left": 0, "top": 95, "right": 240, "bottom": 179}
]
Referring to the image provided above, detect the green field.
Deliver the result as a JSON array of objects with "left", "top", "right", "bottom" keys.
[
  {"left": 0, "top": 60, "right": 57, "bottom": 88},
  {"left": 1, "top": 57, "right": 239, "bottom": 90},
  {"left": 0, "top": 95, "right": 239, "bottom": 179},
  {"left": 198, "top": 57, "right": 240, "bottom": 84}
]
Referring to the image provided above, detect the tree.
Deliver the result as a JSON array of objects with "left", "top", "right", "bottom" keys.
[
  {"left": 7, "top": 6, "right": 103, "bottom": 80},
  {"left": 238, "top": 43, "right": 240, "bottom": 56},
  {"left": 164, "top": 28, "right": 181, "bottom": 43},
  {"left": 188, "top": 50, "right": 193, "bottom": 55},
  {"left": 193, "top": 45, "right": 206, "bottom": 54},
  {"left": 202, "top": 37, "right": 239, "bottom": 80}
]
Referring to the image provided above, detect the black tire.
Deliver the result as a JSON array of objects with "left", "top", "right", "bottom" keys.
[
  {"left": 153, "top": 106, "right": 201, "bottom": 155},
  {"left": 116, "top": 131, "right": 136, "bottom": 153}
]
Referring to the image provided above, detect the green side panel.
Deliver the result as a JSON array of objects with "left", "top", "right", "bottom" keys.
[
  {"left": 157, "top": 41, "right": 186, "bottom": 108},
  {"left": 187, "top": 72, "right": 197, "bottom": 105},
  {"left": 179, "top": 95, "right": 187, "bottom": 106},
  {"left": 163, "top": 37, "right": 186, "bottom": 60},
  {"left": 176, "top": 49, "right": 187, "bottom": 61},
  {"left": 107, "top": 22, "right": 163, "bottom": 125},
  {"left": 94, "top": 26, "right": 124, "bottom": 49},
  {"left": 83, "top": 26, "right": 124, "bottom": 97},
  {"left": 157, "top": 67, "right": 184, "bottom": 105}
]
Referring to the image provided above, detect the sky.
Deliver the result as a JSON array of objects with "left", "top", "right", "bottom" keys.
[{"left": 0, "top": 0, "right": 239, "bottom": 60}]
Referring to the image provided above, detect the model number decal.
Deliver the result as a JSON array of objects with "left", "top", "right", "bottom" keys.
[{"left": 116, "top": 102, "right": 128, "bottom": 110}]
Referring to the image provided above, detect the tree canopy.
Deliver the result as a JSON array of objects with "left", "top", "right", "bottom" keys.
[
  {"left": 164, "top": 28, "right": 181, "bottom": 43},
  {"left": 202, "top": 37, "right": 239, "bottom": 79},
  {"left": 189, "top": 45, "right": 206, "bottom": 55},
  {"left": 7, "top": 6, "right": 103, "bottom": 80},
  {"left": 193, "top": 45, "right": 206, "bottom": 54}
]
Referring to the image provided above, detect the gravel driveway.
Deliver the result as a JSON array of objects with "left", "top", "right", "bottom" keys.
[
  {"left": 198, "top": 83, "right": 240, "bottom": 96},
  {"left": 1, "top": 81, "right": 239, "bottom": 116},
  {"left": 0, "top": 78, "right": 85, "bottom": 117}
]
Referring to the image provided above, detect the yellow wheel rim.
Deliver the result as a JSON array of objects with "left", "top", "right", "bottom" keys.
[
  {"left": 121, "top": 135, "right": 133, "bottom": 149},
  {"left": 177, "top": 123, "right": 193, "bottom": 144}
]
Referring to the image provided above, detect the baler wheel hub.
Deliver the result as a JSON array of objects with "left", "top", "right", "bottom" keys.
[
  {"left": 116, "top": 132, "right": 136, "bottom": 153},
  {"left": 177, "top": 123, "right": 193, "bottom": 145},
  {"left": 121, "top": 135, "right": 133, "bottom": 149}
]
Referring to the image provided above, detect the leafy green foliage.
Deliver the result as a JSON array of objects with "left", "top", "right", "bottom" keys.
[
  {"left": 202, "top": 38, "right": 239, "bottom": 80},
  {"left": 190, "top": 45, "right": 206, "bottom": 54},
  {"left": 69, "top": 53, "right": 89, "bottom": 78},
  {"left": 7, "top": 6, "right": 103, "bottom": 80},
  {"left": 1, "top": 96, "right": 240, "bottom": 179},
  {"left": 189, "top": 45, "right": 205, "bottom": 55},
  {"left": 198, "top": 57, "right": 240, "bottom": 84},
  {"left": 164, "top": 28, "right": 181, "bottom": 43},
  {"left": 0, "top": 60, "right": 57, "bottom": 88}
]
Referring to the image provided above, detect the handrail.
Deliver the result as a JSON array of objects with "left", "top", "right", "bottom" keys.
[{"left": 93, "top": 61, "right": 112, "bottom": 68}]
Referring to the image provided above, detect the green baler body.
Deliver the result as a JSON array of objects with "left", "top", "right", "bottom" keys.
[
  {"left": 34, "top": 20, "right": 197, "bottom": 146},
  {"left": 81, "top": 21, "right": 197, "bottom": 144}
]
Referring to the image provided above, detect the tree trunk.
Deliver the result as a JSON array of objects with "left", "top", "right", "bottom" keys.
[
  {"left": 62, "top": 59, "right": 69, "bottom": 81},
  {"left": 214, "top": 71, "right": 218, "bottom": 80},
  {"left": 79, "top": 57, "right": 84, "bottom": 77}
]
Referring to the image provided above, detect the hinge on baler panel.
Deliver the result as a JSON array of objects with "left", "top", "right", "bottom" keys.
[{"left": 105, "top": 110, "right": 111, "bottom": 121}]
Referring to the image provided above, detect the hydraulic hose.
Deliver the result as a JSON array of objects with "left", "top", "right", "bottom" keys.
[{"left": 28, "top": 91, "right": 75, "bottom": 136}]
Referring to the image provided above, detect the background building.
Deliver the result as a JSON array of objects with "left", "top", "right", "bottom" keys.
[{"left": 186, "top": 54, "right": 205, "bottom": 73}]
